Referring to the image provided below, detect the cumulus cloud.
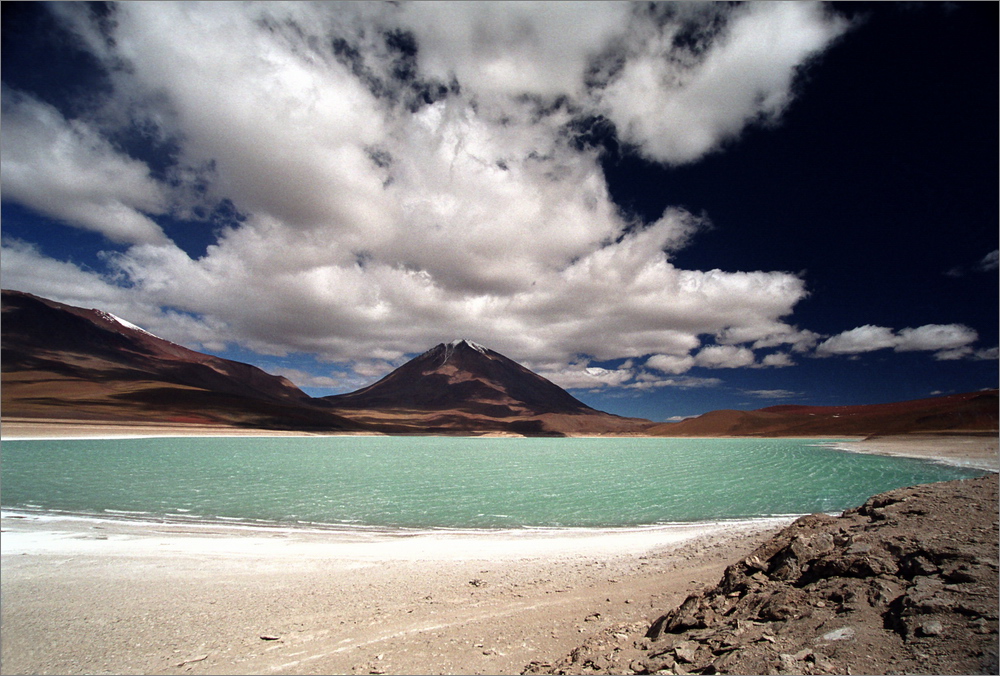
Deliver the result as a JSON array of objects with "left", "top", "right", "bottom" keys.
[
  {"left": 694, "top": 345, "right": 757, "bottom": 369},
  {"left": 894, "top": 324, "right": 978, "bottom": 353},
  {"left": 0, "top": 90, "right": 169, "bottom": 245},
  {"left": 635, "top": 375, "right": 724, "bottom": 390},
  {"left": 974, "top": 347, "right": 999, "bottom": 361},
  {"left": 541, "top": 363, "right": 636, "bottom": 391},
  {"left": 761, "top": 352, "right": 795, "bottom": 368},
  {"left": 815, "top": 323, "right": 981, "bottom": 360},
  {"left": 814, "top": 324, "right": 898, "bottom": 356},
  {"left": 3, "top": 2, "right": 840, "bottom": 372},
  {"left": 397, "top": 1, "right": 632, "bottom": 100},
  {"left": 19, "top": 1, "right": 988, "bottom": 394},
  {"left": 598, "top": 2, "right": 849, "bottom": 164},
  {"left": 645, "top": 353, "right": 696, "bottom": 375}
]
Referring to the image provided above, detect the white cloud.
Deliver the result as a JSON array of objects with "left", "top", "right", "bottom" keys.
[
  {"left": 815, "top": 324, "right": 898, "bottom": 356},
  {"left": 264, "top": 367, "right": 352, "bottom": 391},
  {"left": 974, "top": 347, "right": 999, "bottom": 361},
  {"left": 598, "top": 2, "right": 848, "bottom": 164},
  {"left": 745, "top": 389, "right": 800, "bottom": 400},
  {"left": 694, "top": 345, "right": 756, "bottom": 369},
  {"left": 894, "top": 324, "right": 978, "bottom": 353},
  {"left": 397, "top": 1, "right": 632, "bottom": 100},
  {"left": 645, "top": 353, "right": 696, "bottom": 375},
  {"left": 628, "top": 375, "right": 723, "bottom": 390},
  {"left": 20, "top": 2, "right": 984, "bottom": 393},
  {"left": 0, "top": 240, "right": 224, "bottom": 348},
  {"left": 761, "top": 352, "right": 795, "bottom": 368},
  {"left": 0, "top": 90, "right": 169, "bottom": 245},
  {"left": 816, "top": 323, "right": 980, "bottom": 360},
  {"left": 646, "top": 345, "right": 796, "bottom": 374},
  {"left": 540, "top": 362, "right": 635, "bottom": 390}
]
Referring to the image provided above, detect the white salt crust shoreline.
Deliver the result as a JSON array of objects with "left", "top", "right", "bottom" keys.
[
  {"left": 820, "top": 434, "right": 998, "bottom": 472},
  {"left": 0, "top": 509, "right": 797, "bottom": 562}
]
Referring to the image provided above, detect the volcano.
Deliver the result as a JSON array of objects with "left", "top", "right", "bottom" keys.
[
  {"left": 323, "top": 340, "right": 652, "bottom": 435},
  {"left": 326, "top": 340, "right": 593, "bottom": 416}
]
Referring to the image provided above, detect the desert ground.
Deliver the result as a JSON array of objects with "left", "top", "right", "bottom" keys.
[
  {"left": 1, "top": 512, "right": 788, "bottom": 676},
  {"left": 1, "top": 424, "right": 996, "bottom": 675}
]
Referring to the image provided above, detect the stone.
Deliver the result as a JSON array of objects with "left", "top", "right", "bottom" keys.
[
  {"left": 673, "top": 641, "right": 700, "bottom": 663},
  {"left": 917, "top": 620, "right": 944, "bottom": 637},
  {"left": 174, "top": 654, "right": 209, "bottom": 667},
  {"left": 778, "top": 653, "right": 799, "bottom": 672},
  {"left": 821, "top": 627, "right": 855, "bottom": 642},
  {"left": 758, "top": 589, "right": 806, "bottom": 621}
]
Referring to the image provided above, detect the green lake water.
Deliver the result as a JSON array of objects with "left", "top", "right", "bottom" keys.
[{"left": 0, "top": 436, "right": 986, "bottom": 530}]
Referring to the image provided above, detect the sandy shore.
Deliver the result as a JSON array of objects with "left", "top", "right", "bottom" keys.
[
  {"left": 0, "top": 418, "right": 335, "bottom": 439},
  {"left": 0, "top": 513, "right": 789, "bottom": 676},
  {"left": 834, "top": 432, "right": 999, "bottom": 472},
  {"left": 2, "top": 425, "right": 995, "bottom": 675}
]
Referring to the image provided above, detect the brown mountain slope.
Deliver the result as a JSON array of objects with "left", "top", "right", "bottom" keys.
[
  {"left": 1, "top": 290, "right": 365, "bottom": 431},
  {"left": 323, "top": 340, "right": 652, "bottom": 436},
  {"left": 648, "top": 390, "right": 998, "bottom": 437}
]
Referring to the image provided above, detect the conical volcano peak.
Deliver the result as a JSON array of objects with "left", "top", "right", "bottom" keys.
[
  {"left": 326, "top": 339, "right": 600, "bottom": 419},
  {"left": 448, "top": 338, "right": 488, "bottom": 353},
  {"left": 439, "top": 339, "right": 489, "bottom": 363}
]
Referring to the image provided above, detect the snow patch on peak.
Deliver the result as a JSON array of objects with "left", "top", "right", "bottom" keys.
[
  {"left": 94, "top": 310, "right": 161, "bottom": 341},
  {"left": 449, "top": 339, "right": 488, "bottom": 354},
  {"left": 438, "top": 339, "right": 490, "bottom": 364}
]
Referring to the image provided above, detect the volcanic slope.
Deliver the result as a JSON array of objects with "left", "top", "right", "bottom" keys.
[
  {"left": 323, "top": 340, "right": 652, "bottom": 436},
  {"left": 1, "top": 290, "right": 364, "bottom": 431}
]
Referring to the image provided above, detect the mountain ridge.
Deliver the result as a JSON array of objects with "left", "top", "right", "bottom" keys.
[
  {"left": 0, "top": 290, "right": 649, "bottom": 436},
  {"left": 647, "top": 390, "right": 998, "bottom": 437},
  {"left": 0, "top": 290, "right": 365, "bottom": 431},
  {"left": 2, "top": 289, "right": 995, "bottom": 437}
]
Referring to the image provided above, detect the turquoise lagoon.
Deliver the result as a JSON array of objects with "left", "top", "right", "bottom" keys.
[{"left": 0, "top": 436, "right": 986, "bottom": 531}]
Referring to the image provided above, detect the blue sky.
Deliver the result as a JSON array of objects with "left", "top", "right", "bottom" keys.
[{"left": 2, "top": 2, "right": 996, "bottom": 421}]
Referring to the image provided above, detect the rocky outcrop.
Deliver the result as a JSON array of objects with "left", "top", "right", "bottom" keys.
[{"left": 528, "top": 475, "right": 999, "bottom": 675}]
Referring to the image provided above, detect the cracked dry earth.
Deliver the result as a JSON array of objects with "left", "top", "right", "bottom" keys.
[{"left": 526, "top": 475, "right": 999, "bottom": 676}]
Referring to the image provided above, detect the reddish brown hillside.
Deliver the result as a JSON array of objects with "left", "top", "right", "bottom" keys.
[
  {"left": 1, "top": 290, "right": 365, "bottom": 431},
  {"left": 649, "top": 390, "right": 998, "bottom": 437}
]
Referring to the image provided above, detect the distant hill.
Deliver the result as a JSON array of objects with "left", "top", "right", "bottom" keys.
[
  {"left": 647, "top": 390, "right": 998, "bottom": 437},
  {"left": 0, "top": 290, "right": 365, "bottom": 432},
  {"left": 323, "top": 340, "right": 653, "bottom": 435}
]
